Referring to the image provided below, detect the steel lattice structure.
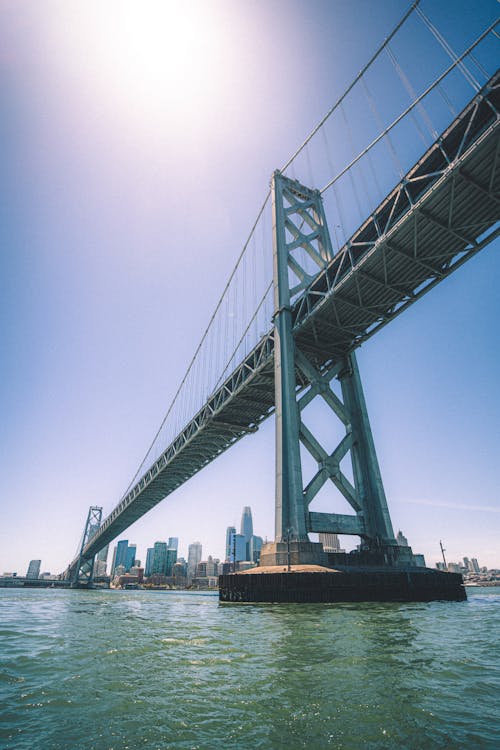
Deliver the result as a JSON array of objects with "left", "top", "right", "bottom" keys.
[{"left": 66, "top": 68, "right": 500, "bottom": 576}]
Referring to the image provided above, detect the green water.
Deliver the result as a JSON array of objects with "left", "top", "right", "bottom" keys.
[{"left": 0, "top": 587, "right": 498, "bottom": 750}]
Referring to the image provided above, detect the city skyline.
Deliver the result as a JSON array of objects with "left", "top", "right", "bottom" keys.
[{"left": 1, "top": 0, "right": 499, "bottom": 574}]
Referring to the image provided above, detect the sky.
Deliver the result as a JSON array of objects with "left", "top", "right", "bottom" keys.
[{"left": 1, "top": 0, "right": 499, "bottom": 575}]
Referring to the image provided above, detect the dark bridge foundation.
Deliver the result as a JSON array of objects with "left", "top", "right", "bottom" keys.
[{"left": 219, "top": 566, "right": 466, "bottom": 603}]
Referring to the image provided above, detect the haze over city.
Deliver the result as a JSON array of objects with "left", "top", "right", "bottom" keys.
[{"left": 1, "top": 0, "right": 499, "bottom": 576}]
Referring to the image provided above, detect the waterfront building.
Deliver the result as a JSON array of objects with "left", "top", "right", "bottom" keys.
[
  {"left": 112, "top": 540, "right": 129, "bottom": 576},
  {"left": 151, "top": 542, "right": 168, "bottom": 575},
  {"left": 471, "top": 558, "right": 480, "bottom": 573},
  {"left": 97, "top": 545, "right": 109, "bottom": 563},
  {"left": 125, "top": 545, "right": 136, "bottom": 572},
  {"left": 26, "top": 560, "right": 41, "bottom": 579},
  {"left": 396, "top": 530, "right": 409, "bottom": 547},
  {"left": 240, "top": 506, "right": 253, "bottom": 559},
  {"left": 319, "top": 533, "right": 341, "bottom": 552},
  {"left": 413, "top": 554, "right": 426, "bottom": 567},
  {"left": 165, "top": 548, "right": 177, "bottom": 576},
  {"left": 250, "top": 535, "right": 263, "bottom": 563},
  {"left": 145, "top": 547, "right": 154, "bottom": 577},
  {"left": 187, "top": 542, "right": 202, "bottom": 578},
  {"left": 168, "top": 537, "right": 179, "bottom": 551},
  {"left": 225, "top": 526, "right": 236, "bottom": 561},
  {"left": 233, "top": 533, "right": 246, "bottom": 562},
  {"left": 94, "top": 559, "right": 107, "bottom": 577},
  {"left": 173, "top": 560, "right": 187, "bottom": 577}
]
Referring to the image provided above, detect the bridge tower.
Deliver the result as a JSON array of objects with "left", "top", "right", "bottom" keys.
[
  {"left": 68, "top": 505, "right": 103, "bottom": 586},
  {"left": 260, "top": 172, "right": 401, "bottom": 567}
]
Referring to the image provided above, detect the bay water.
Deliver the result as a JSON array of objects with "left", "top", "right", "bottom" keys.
[{"left": 0, "top": 587, "right": 499, "bottom": 750}]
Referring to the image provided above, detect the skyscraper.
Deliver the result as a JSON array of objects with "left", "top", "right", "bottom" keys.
[
  {"left": 168, "top": 537, "right": 179, "bottom": 551},
  {"left": 250, "top": 535, "right": 263, "bottom": 563},
  {"left": 125, "top": 544, "right": 136, "bottom": 572},
  {"left": 319, "top": 533, "right": 341, "bottom": 552},
  {"left": 165, "top": 548, "right": 177, "bottom": 576},
  {"left": 97, "top": 545, "right": 109, "bottom": 564},
  {"left": 145, "top": 547, "right": 154, "bottom": 577},
  {"left": 187, "top": 542, "right": 202, "bottom": 578},
  {"left": 94, "top": 545, "right": 109, "bottom": 577},
  {"left": 233, "top": 534, "right": 247, "bottom": 562},
  {"left": 112, "top": 540, "right": 129, "bottom": 576},
  {"left": 225, "top": 526, "right": 236, "bottom": 561},
  {"left": 151, "top": 542, "right": 168, "bottom": 575},
  {"left": 240, "top": 506, "right": 253, "bottom": 560},
  {"left": 26, "top": 560, "right": 41, "bottom": 579}
]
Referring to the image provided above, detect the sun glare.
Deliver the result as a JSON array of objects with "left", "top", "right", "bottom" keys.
[{"left": 53, "top": 1, "right": 227, "bottom": 127}]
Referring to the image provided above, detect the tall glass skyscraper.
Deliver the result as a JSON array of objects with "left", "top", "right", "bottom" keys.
[
  {"left": 125, "top": 545, "right": 136, "bottom": 571},
  {"left": 151, "top": 542, "right": 168, "bottom": 575},
  {"left": 225, "top": 526, "right": 236, "bottom": 561},
  {"left": 26, "top": 560, "right": 41, "bottom": 579},
  {"left": 145, "top": 547, "right": 154, "bottom": 577},
  {"left": 187, "top": 542, "right": 202, "bottom": 578},
  {"left": 112, "top": 540, "right": 129, "bottom": 575},
  {"left": 240, "top": 507, "right": 253, "bottom": 560}
]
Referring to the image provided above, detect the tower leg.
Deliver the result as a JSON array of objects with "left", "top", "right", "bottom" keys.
[
  {"left": 340, "top": 353, "right": 395, "bottom": 548},
  {"left": 261, "top": 171, "right": 399, "bottom": 568}
]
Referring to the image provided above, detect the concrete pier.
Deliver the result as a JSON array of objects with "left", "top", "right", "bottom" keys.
[{"left": 219, "top": 566, "right": 466, "bottom": 603}]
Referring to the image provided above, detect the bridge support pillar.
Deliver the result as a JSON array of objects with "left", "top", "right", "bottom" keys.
[
  {"left": 264, "top": 171, "right": 398, "bottom": 568},
  {"left": 67, "top": 506, "right": 102, "bottom": 587}
]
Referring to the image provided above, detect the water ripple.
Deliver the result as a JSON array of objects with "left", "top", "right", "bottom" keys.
[{"left": 0, "top": 588, "right": 499, "bottom": 749}]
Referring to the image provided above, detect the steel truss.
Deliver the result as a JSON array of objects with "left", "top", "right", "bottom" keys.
[
  {"left": 70, "top": 69, "right": 500, "bottom": 569},
  {"left": 65, "top": 506, "right": 103, "bottom": 585},
  {"left": 272, "top": 172, "right": 395, "bottom": 547}
]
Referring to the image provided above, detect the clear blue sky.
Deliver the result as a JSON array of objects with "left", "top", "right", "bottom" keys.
[{"left": 1, "top": 0, "right": 499, "bottom": 575}]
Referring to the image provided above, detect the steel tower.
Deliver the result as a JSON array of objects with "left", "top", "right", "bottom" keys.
[{"left": 261, "top": 172, "right": 400, "bottom": 567}]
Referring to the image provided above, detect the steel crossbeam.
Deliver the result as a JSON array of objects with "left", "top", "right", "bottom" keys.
[{"left": 72, "top": 69, "right": 500, "bottom": 568}]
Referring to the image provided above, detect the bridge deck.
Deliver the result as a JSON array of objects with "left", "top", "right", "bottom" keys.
[{"left": 76, "top": 70, "right": 500, "bottom": 565}]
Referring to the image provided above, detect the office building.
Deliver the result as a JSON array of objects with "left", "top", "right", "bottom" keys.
[
  {"left": 187, "top": 542, "right": 202, "bottom": 578},
  {"left": 250, "top": 535, "right": 263, "bottom": 563},
  {"left": 112, "top": 540, "right": 130, "bottom": 576},
  {"left": 93, "top": 545, "right": 109, "bottom": 576},
  {"left": 151, "top": 542, "right": 168, "bottom": 575},
  {"left": 168, "top": 537, "right": 179, "bottom": 551},
  {"left": 125, "top": 545, "right": 136, "bottom": 572},
  {"left": 319, "top": 533, "right": 341, "bottom": 552},
  {"left": 165, "top": 548, "right": 177, "bottom": 576},
  {"left": 240, "top": 506, "right": 253, "bottom": 560},
  {"left": 234, "top": 533, "right": 247, "bottom": 562},
  {"left": 145, "top": 548, "right": 154, "bottom": 577},
  {"left": 26, "top": 560, "right": 41, "bottom": 579},
  {"left": 225, "top": 526, "right": 236, "bottom": 561},
  {"left": 471, "top": 558, "right": 480, "bottom": 573}
]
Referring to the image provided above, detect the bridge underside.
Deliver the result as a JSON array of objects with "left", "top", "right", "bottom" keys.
[{"left": 73, "top": 70, "right": 500, "bottom": 570}]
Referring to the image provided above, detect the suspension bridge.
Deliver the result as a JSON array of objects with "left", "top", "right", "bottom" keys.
[{"left": 65, "top": 2, "right": 500, "bottom": 594}]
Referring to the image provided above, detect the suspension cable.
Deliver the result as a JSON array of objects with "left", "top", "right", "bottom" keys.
[
  {"left": 280, "top": 0, "right": 421, "bottom": 173},
  {"left": 415, "top": 6, "right": 482, "bottom": 92},
  {"left": 321, "top": 18, "right": 500, "bottom": 194},
  {"left": 120, "top": 190, "right": 271, "bottom": 498}
]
